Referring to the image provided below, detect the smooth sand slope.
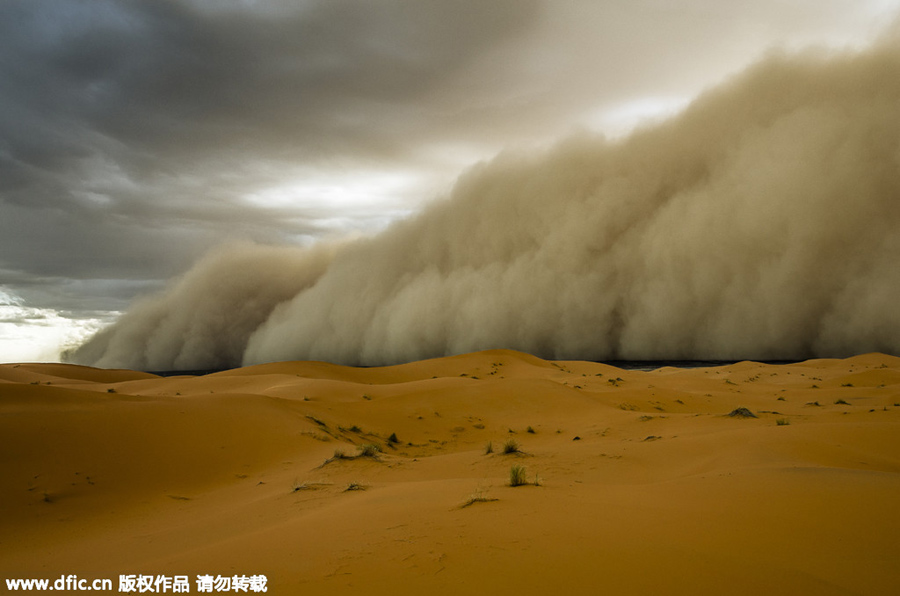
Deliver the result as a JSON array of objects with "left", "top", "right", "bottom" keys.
[{"left": 2, "top": 350, "right": 899, "bottom": 594}]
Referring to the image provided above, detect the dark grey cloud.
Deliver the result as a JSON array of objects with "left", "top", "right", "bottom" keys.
[{"left": 0, "top": 0, "right": 540, "bottom": 315}]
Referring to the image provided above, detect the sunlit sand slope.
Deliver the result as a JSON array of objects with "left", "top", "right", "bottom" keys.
[{"left": 2, "top": 350, "right": 899, "bottom": 594}]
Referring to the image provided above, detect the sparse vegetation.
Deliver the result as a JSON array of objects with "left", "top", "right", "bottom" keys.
[
  {"left": 344, "top": 482, "right": 366, "bottom": 492},
  {"left": 484, "top": 441, "right": 494, "bottom": 455},
  {"left": 509, "top": 464, "right": 527, "bottom": 487},
  {"left": 107, "top": 388, "right": 116, "bottom": 393},
  {"left": 349, "top": 425, "right": 362, "bottom": 433},
  {"left": 727, "top": 407, "right": 757, "bottom": 418},
  {"left": 387, "top": 432, "right": 399, "bottom": 444},
  {"left": 460, "top": 489, "right": 498, "bottom": 509},
  {"left": 502, "top": 438, "right": 520, "bottom": 454},
  {"left": 357, "top": 443, "right": 381, "bottom": 458},
  {"left": 291, "top": 480, "right": 318, "bottom": 492},
  {"left": 508, "top": 465, "right": 541, "bottom": 487},
  {"left": 841, "top": 383, "right": 854, "bottom": 388},
  {"left": 776, "top": 418, "right": 790, "bottom": 426},
  {"left": 526, "top": 426, "right": 536, "bottom": 434},
  {"left": 834, "top": 398, "right": 850, "bottom": 405}
]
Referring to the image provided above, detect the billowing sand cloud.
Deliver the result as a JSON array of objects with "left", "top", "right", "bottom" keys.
[
  {"left": 69, "top": 38, "right": 900, "bottom": 369},
  {"left": 67, "top": 242, "right": 339, "bottom": 370}
]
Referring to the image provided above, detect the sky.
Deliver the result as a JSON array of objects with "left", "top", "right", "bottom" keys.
[{"left": 2, "top": 0, "right": 899, "bottom": 364}]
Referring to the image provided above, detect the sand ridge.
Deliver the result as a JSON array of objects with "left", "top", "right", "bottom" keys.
[{"left": 1, "top": 350, "right": 899, "bottom": 594}]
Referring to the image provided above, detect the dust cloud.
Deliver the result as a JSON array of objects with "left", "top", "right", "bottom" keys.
[{"left": 69, "top": 38, "right": 900, "bottom": 369}]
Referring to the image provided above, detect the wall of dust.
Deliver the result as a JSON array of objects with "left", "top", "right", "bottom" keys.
[{"left": 69, "top": 37, "right": 900, "bottom": 369}]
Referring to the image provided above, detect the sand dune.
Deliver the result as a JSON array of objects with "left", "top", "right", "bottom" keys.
[{"left": 2, "top": 350, "right": 899, "bottom": 594}]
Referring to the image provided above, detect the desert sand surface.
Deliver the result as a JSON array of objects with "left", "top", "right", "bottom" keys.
[{"left": 2, "top": 350, "right": 899, "bottom": 595}]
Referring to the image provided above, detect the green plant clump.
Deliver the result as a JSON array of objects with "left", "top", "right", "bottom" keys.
[
  {"left": 502, "top": 438, "right": 520, "bottom": 454},
  {"left": 358, "top": 443, "right": 381, "bottom": 458},
  {"left": 509, "top": 465, "right": 527, "bottom": 487}
]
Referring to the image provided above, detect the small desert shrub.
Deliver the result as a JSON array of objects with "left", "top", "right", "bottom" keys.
[
  {"left": 291, "top": 480, "right": 314, "bottom": 492},
  {"left": 349, "top": 425, "right": 362, "bottom": 433},
  {"left": 834, "top": 398, "right": 850, "bottom": 405},
  {"left": 387, "top": 432, "right": 399, "bottom": 444},
  {"left": 333, "top": 448, "right": 348, "bottom": 460},
  {"left": 526, "top": 426, "right": 536, "bottom": 434},
  {"left": 509, "top": 465, "right": 527, "bottom": 487},
  {"left": 727, "top": 407, "right": 757, "bottom": 418},
  {"left": 484, "top": 441, "right": 494, "bottom": 455},
  {"left": 344, "top": 482, "right": 365, "bottom": 492},
  {"left": 461, "top": 490, "right": 498, "bottom": 509},
  {"left": 776, "top": 418, "right": 790, "bottom": 426},
  {"left": 502, "top": 438, "right": 520, "bottom": 454},
  {"left": 358, "top": 443, "right": 381, "bottom": 458},
  {"left": 107, "top": 388, "right": 116, "bottom": 393}
]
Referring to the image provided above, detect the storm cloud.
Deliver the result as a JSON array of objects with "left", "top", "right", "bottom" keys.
[
  {"left": 3, "top": 1, "right": 900, "bottom": 363},
  {"left": 0, "top": 0, "right": 541, "bottom": 298},
  {"left": 69, "top": 35, "right": 900, "bottom": 369}
]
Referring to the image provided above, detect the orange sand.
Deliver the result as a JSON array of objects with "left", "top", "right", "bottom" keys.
[{"left": 1, "top": 350, "right": 899, "bottom": 594}]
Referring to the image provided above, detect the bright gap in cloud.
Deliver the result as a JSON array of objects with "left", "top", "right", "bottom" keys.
[
  {"left": 244, "top": 169, "right": 423, "bottom": 210},
  {"left": 583, "top": 96, "right": 692, "bottom": 139},
  {"left": 243, "top": 168, "right": 427, "bottom": 235},
  {"left": 0, "top": 288, "right": 112, "bottom": 363}
]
